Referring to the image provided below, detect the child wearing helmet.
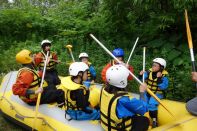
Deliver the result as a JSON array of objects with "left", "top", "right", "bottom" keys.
[
  {"left": 79, "top": 52, "right": 96, "bottom": 88},
  {"left": 12, "top": 49, "right": 65, "bottom": 107},
  {"left": 59, "top": 62, "right": 100, "bottom": 120},
  {"left": 100, "top": 65, "right": 149, "bottom": 131},
  {"left": 101, "top": 48, "right": 134, "bottom": 82},
  {"left": 139, "top": 58, "right": 169, "bottom": 127},
  {"left": 34, "top": 39, "right": 61, "bottom": 87}
]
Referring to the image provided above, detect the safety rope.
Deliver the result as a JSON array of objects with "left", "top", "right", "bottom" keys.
[
  {"left": 2, "top": 72, "right": 13, "bottom": 98},
  {"left": 0, "top": 96, "right": 56, "bottom": 131}
]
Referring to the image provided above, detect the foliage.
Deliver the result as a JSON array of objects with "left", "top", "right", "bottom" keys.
[{"left": 0, "top": 0, "right": 197, "bottom": 102}]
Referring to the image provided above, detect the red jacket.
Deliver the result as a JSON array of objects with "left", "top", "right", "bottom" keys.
[
  {"left": 12, "top": 70, "right": 36, "bottom": 103},
  {"left": 101, "top": 60, "right": 134, "bottom": 82}
]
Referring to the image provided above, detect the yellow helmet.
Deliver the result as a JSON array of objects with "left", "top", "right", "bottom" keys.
[{"left": 16, "top": 49, "right": 32, "bottom": 64}]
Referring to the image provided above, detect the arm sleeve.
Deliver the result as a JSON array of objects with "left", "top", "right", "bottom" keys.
[
  {"left": 139, "top": 71, "right": 148, "bottom": 81},
  {"left": 52, "top": 52, "right": 58, "bottom": 61},
  {"left": 12, "top": 71, "right": 34, "bottom": 96},
  {"left": 117, "top": 96, "right": 148, "bottom": 118},
  {"left": 89, "top": 65, "right": 96, "bottom": 80},
  {"left": 158, "top": 76, "right": 169, "bottom": 90},
  {"left": 140, "top": 92, "right": 147, "bottom": 102}
]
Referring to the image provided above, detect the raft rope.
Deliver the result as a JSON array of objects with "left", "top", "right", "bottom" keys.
[
  {"left": 1, "top": 72, "right": 13, "bottom": 99},
  {"left": 161, "top": 116, "right": 196, "bottom": 131},
  {"left": 0, "top": 96, "right": 56, "bottom": 131}
]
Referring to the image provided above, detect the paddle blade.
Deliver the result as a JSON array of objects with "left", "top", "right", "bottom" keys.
[
  {"left": 32, "top": 93, "right": 42, "bottom": 130},
  {"left": 185, "top": 10, "right": 193, "bottom": 49},
  {"left": 65, "top": 45, "right": 73, "bottom": 49},
  {"left": 147, "top": 88, "right": 175, "bottom": 119}
]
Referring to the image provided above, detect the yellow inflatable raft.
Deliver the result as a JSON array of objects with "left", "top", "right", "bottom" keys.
[
  {"left": 0, "top": 71, "right": 102, "bottom": 131},
  {"left": 0, "top": 71, "right": 197, "bottom": 131}
]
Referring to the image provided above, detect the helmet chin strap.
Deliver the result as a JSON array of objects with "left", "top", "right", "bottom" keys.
[
  {"left": 160, "top": 66, "right": 164, "bottom": 72},
  {"left": 158, "top": 65, "right": 164, "bottom": 72}
]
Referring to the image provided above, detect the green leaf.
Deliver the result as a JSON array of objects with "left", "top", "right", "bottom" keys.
[
  {"left": 167, "top": 49, "right": 181, "bottom": 61},
  {"left": 147, "top": 39, "right": 164, "bottom": 48},
  {"left": 173, "top": 57, "right": 184, "bottom": 66}
]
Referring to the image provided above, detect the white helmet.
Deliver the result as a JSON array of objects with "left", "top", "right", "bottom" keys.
[
  {"left": 79, "top": 52, "right": 89, "bottom": 59},
  {"left": 106, "top": 65, "right": 129, "bottom": 88},
  {"left": 41, "top": 39, "right": 51, "bottom": 46},
  {"left": 69, "top": 62, "right": 89, "bottom": 76},
  {"left": 153, "top": 58, "right": 166, "bottom": 68}
]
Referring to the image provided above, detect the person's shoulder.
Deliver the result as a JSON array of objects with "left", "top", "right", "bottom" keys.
[
  {"left": 51, "top": 51, "right": 58, "bottom": 57},
  {"left": 19, "top": 68, "right": 34, "bottom": 77},
  {"left": 51, "top": 51, "right": 57, "bottom": 55},
  {"left": 163, "top": 69, "right": 168, "bottom": 73},
  {"left": 35, "top": 52, "right": 43, "bottom": 57},
  {"left": 128, "top": 64, "right": 133, "bottom": 68},
  {"left": 89, "top": 63, "right": 96, "bottom": 68},
  {"left": 118, "top": 95, "right": 131, "bottom": 104},
  {"left": 162, "top": 69, "right": 168, "bottom": 76},
  {"left": 145, "top": 69, "right": 151, "bottom": 74},
  {"left": 88, "top": 62, "right": 92, "bottom": 66}
]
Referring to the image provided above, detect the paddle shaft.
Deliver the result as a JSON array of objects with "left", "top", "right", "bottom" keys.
[
  {"left": 190, "top": 48, "right": 196, "bottom": 72},
  {"left": 69, "top": 48, "right": 75, "bottom": 62},
  {"left": 90, "top": 34, "right": 144, "bottom": 84},
  {"left": 185, "top": 10, "right": 197, "bottom": 89},
  {"left": 32, "top": 51, "right": 49, "bottom": 130},
  {"left": 66, "top": 47, "right": 75, "bottom": 62},
  {"left": 143, "top": 47, "right": 146, "bottom": 83},
  {"left": 126, "top": 37, "right": 139, "bottom": 65},
  {"left": 90, "top": 34, "right": 175, "bottom": 118}
]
